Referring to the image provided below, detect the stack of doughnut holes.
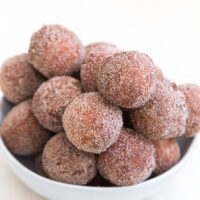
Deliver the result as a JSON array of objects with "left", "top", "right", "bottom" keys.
[{"left": 0, "top": 24, "right": 200, "bottom": 187}]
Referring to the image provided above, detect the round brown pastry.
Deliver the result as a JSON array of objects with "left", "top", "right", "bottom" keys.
[
  {"left": 42, "top": 132, "right": 97, "bottom": 185},
  {"left": 153, "top": 139, "right": 180, "bottom": 175},
  {"left": 32, "top": 76, "right": 83, "bottom": 132},
  {"left": 62, "top": 92, "right": 123, "bottom": 154},
  {"left": 179, "top": 84, "right": 200, "bottom": 137},
  {"left": 81, "top": 42, "right": 119, "bottom": 92},
  {"left": 130, "top": 81, "right": 188, "bottom": 140},
  {"left": 0, "top": 99, "right": 51, "bottom": 156},
  {"left": 97, "top": 128, "right": 155, "bottom": 186},
  {"left": 0, "top": 54, "right": 45, "bottom": 104},
  {"left": 35, "top": 153, "right": 47, "bottom": 177},
  {"left": 29, "top": 24, "right": 85, "bottom": 78},
  {"left": 155, "top": 65, "right": 164, "bottom": 81},
  {"left": 97, "top": 51, "right": 156, "bottom": 109}
]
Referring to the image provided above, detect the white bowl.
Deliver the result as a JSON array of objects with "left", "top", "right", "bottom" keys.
[{"left": 0, "top": 98, "right": 199, "bottom": 200}]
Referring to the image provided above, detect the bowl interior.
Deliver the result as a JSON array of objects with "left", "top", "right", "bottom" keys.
[{"left": 0, "top": 97, "right": 194, "bottom": 186}]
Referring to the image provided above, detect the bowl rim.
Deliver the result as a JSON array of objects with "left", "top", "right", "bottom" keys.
[{"left": 0, "top": 133, "right": 199, "bottom": 192}]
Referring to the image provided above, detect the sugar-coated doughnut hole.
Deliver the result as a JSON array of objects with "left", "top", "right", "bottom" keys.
[
  {"left": 98, "top": 51, "right": 156, "bottom": 109},
  {"left": 62, "top": 92, "right": 123, "bottom": 154},
  {"left": 81, "top": 42, "right": 119, "bottom": 92},
  {"left": 29, "top": 24, "right": 85, "bottom": 78},
  {"left": 32, "top": 76, "right": 83, "bottom": 132},
  {"left": 97, "top": 128, "right": 155, "bottom": 186},
  {"left": 153, "top": 139, "right": 180, "bottom": 175},
  {"left": 0, "top": 99, "right": 51, "bottom": 155},
  {"left": 0, "top": 54, "right": 45, "bottom": 104},
  {"left": 130, "top": 81, "right": 188, "bottom": 140},
  {"left": 42, "top": 132, "right": 97, "bottom": 185}
]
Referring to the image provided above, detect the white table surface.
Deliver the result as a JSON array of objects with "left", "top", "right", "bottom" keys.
[{"left": 0, "top": 0, "right": 200, "bottom": 199}]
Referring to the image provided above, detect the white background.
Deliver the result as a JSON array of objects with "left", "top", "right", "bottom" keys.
[{"left": 0, "top": 0, "right": 200, "bottom": 199}]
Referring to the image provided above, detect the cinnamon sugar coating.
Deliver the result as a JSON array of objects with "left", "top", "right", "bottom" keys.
[
  {"left": 81, "top": 42, "right": 119, "bottom": 92},
  {"left": 98, "top": 51, "right": 156, "bottom": 108},
  {"left": 62, "top": 92, "right": 123, "bottom": 154},
  {"left": 97, "top": 128, "right": 155, "bottom": 186},
  {"left": 1, "top": 24, "right": 199, "bottom": 187},
  {"left": 32, "top": 76, "right": 83, "bottom": 132},
  {"left": 0, "top": 54, "right": 45, "bottom": 104},
  {"left": 153, "top": 139, "right": 180, "bottom": 175},
  {"left": 42, "top": 132, "right": 97, "bottom": 185},
  {"left": 179, "top": 84, "right": 200, "bottom": 137},
  {"left": 29, "top": 25, "right": 85, "bottom": 78},
  {"left": 0, "top": 99, "right": 51, "bottom": 155},
  {"left": 130, "top": 81, "right": 188, "bottom": 140}
]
